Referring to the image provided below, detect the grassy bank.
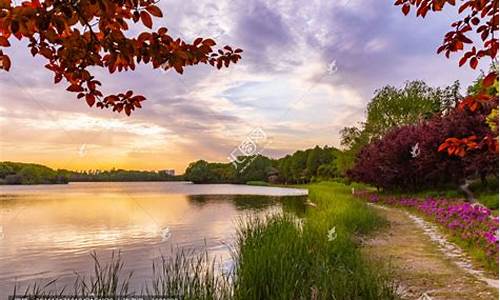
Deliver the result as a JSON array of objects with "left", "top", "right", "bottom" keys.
[
  {"left": 245, "top": 180, "right": 270, "bottom": 186},
  {"left": 234, "top": 182, "right": 396, "bottom": 299},
  {"left": 16, "top": 182, "right": 396, "bottom": 299}
]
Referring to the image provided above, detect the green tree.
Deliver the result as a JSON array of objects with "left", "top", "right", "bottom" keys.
[
  {"left": 0, "top": 163, "right": 14, "bottom": 178},
  {"left": 236, "top": 155, "right": 273, "bottom": 183},
  {"left": 184, "top": 160, "right": 212, "bottom": 183},
  {"left": 306, "top": 146, "right": 322, "bottom": 177},
  {"left": 365, "top": 80, "right": 461, "bottom": 139},
  {"left": 290, "top": 151, "right": 308, "bottom": 183}
]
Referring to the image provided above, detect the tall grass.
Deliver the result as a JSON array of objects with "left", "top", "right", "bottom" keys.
[
  {"left": 14, "top": 250, "right": 230, "bottom": 300},
  {"left": 233, "top": 182, "right": 396, "bottom": 299},
  {"left": 15, "top": 182, "right": 397, "bottom": 299},
  {"left": 14, "top": 251, "right": 133, "bottom": 297},
  {"left": 146, "top": 249, "right": 232, "bottom": 300}
]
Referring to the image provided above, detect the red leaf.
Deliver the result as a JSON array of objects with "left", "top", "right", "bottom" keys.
[
  {"left": 54, "top": 74, "right": 62, "bottom": 83},
  {"left": 438, "top": 143, "right": 448, "bottom": 152},
  {"left": 458, "top": 2, "right": 469, "bottom": 13},
  {"left": 145, "top": 5, "right": 163, "bottom": 17},
  {"left": 131, "top": 95, "right": 146, "bottom": 102},
  {"left": 104, "top": 95, "right": 117, "bottom": 104},
  {"left": 402, "top": 3, "right": 410, "bottom": 15},
  {"left": 457, "top": 33, "right": 473, "bottom": 44},
  {"left": 0, "top": 36, "right": 9, "bottom": 47},
  {"left": 194, "top": 37, "right": 203, "bottom": 45},
  {"left": 203, "top": 39, "right": 216, "bottom": 47},
  {"left": 66, "top": 84, "right": 82, "bottom": 92},
  {"left": 469, "top": 57, "right": 478, "bottom": 69},
  {"left": 458, "top": 55, "right": 468, "bottom": 67},
  {"left": 85, "top": 94, "right": 95, "bottom": 107},
  {"left": 482, "top": 72, "right": 497, "bottom": 88},
  {"left": 140, "top": 11, "right": 153, "bottom": 29},
  {"left": 1, "top": 55, "right": 11, "bottom": 71}
]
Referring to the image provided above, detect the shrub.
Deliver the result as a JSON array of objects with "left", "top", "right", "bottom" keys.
[{"left": 348, "top": 109, "right": 498, "bottom": 191}]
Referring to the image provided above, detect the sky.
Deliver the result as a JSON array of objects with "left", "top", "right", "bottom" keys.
[{"left": 0, "top": 0, "right": 490, "bottom": 173}]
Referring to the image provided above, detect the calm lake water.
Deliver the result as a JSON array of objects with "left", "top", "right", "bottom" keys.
[{"left": 0, "top": 181, "right": 307, "bottom": 297}]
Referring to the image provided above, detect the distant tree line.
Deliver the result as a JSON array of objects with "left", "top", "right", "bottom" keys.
[
  {"left": 0, "top": 162, "right": 181, "bottom": 185},
  {"left": 184, "top": 146, "right": 343, "bottom": 184},
  {"left": 59, "top": 169, "right": 182, "bottom": 182},
  {"left": 0, "top": 162, "right": 68, "bottom": 184}
]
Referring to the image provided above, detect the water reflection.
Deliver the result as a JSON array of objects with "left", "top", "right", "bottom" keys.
[
  {"left": 188, "top": 194, "right": 307, "bottom": 216},
  {"left": 0, "top": 182, "right": 307, "bottom": 297}
]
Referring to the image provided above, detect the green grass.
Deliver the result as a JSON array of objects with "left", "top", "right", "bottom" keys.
[
  {"left": 478, "top": 194, "right": 499, "bottom": 212},
  {"left": 233, "top": 182, "right": 397, "bottom": 299},
  {"left": 16, "top": 182, "right": 397, "bottom": 299},
  {"left": 245, "top": 181, "right": 270, "bottom": 186}
]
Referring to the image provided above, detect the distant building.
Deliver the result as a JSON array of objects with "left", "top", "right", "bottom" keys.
[{"left": 160, "top": 169, "right": 175, "bottom": 176}]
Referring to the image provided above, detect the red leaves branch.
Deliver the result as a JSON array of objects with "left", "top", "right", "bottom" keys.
[
  {"left": 438, "top": 135, "right": 479, "bottom": 157},
  {"left": 0, "top": 0, "right": 242, "bottom": 115},
  {"left": 442, "top": 70, "right": 499, "bottom": 156},
  {"left": 458, "top": 71, "right": 498, "bottom": 113},
  {"left": 395, "top": 0, "right": 498, "bottom": 69},
  {"left": 396, "top": 1, "right": 499, "bottom": 157}
]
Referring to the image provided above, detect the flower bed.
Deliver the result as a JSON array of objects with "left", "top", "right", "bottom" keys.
[{"left": 353, "top": 190, "right": 499, "bottom": 268}]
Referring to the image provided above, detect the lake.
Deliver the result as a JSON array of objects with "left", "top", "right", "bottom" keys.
[{"left": 0, "top": 181, "right": 308, "bottom": 297}]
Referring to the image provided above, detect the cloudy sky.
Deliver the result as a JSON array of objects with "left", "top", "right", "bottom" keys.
[{"left": 0, "top": 0, "right": 489, "bottom": 173}]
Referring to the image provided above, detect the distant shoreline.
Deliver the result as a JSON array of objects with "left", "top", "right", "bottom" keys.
[
  {"left": 0, "top": 179, "right": 184, "bottom": 186},
  {"left": 0, "top": 161, "right": 182, "bottom": 185}
]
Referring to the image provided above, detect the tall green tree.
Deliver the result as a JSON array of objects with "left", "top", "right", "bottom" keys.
[
  {"left": 365, "top": 80, "right": 461, "bottom": 139},
  {"left": 306, "top": 146, "right": 321, "bottom": 177}
]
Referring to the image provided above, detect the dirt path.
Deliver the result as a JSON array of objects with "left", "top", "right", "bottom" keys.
[{"left": 363, "top": 204, "right": 498, "bottom": 300}]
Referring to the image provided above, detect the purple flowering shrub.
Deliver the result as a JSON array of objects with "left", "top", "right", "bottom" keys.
[{"left": 354, "top": 190, "right": 499, "bottom": 267}]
